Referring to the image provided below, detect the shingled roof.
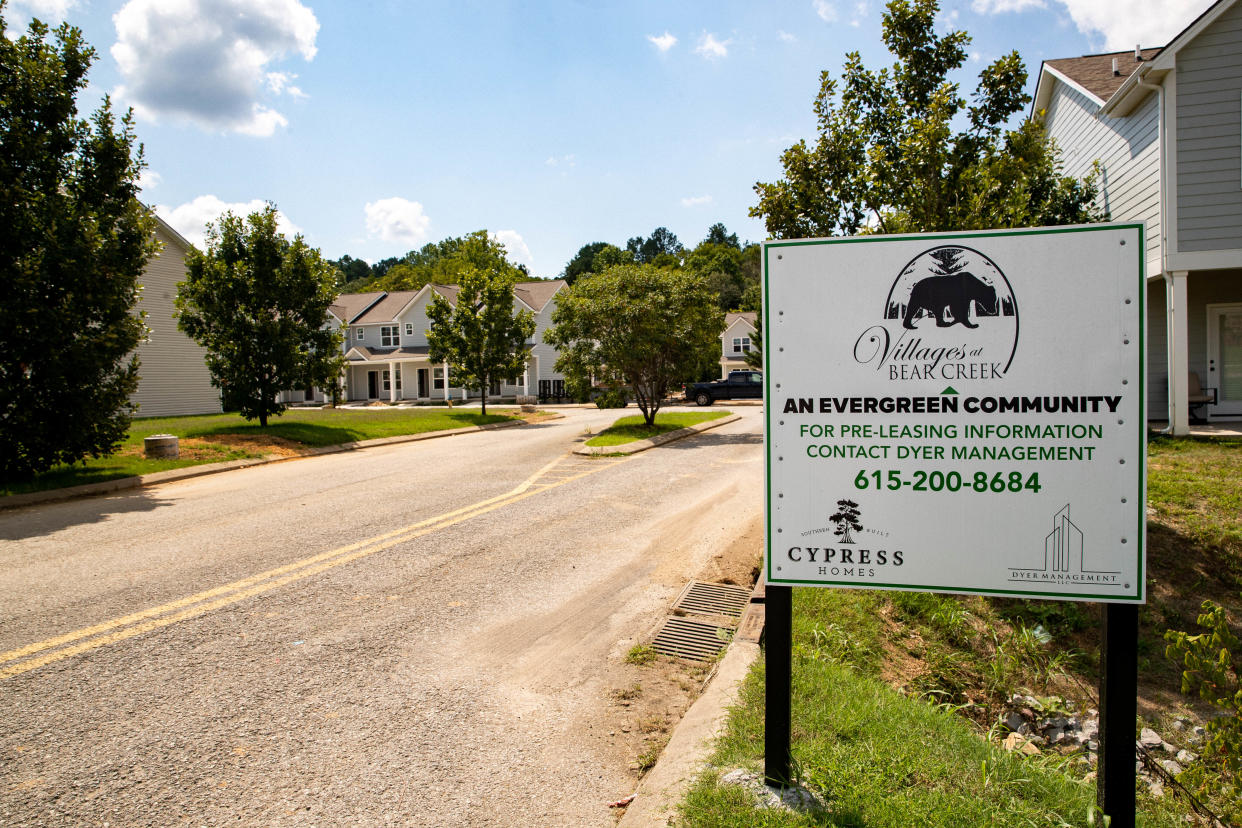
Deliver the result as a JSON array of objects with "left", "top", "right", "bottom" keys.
[{"left": 1044, "top": 48, "right": 1163, "bottom": 102}]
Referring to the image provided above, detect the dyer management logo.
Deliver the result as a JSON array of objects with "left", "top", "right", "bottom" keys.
[
  {"left": 1007, "top": 504, "right": 1124, "bottom": 589},
  {"left": 853, "top": 245, "right": 1019, "bottom": 383}
]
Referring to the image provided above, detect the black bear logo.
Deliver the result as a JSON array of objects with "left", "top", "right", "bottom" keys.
[{"left": 902, "top": 271, "right": 998, "bottom": 330}]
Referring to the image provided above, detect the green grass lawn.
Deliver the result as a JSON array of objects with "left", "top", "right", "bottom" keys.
[
  {"left": 584, "top": 410, "right": 729, "bottom": 447},
  {"left": 2, "top": 407, "right": 515, "bottom": 497}
]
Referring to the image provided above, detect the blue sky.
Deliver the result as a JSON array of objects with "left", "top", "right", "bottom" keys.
[{"left": 5, "top": 0, "right": 1217, "bottom": 278}]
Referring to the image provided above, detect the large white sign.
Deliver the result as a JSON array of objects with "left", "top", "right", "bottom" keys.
[{"left": 764, "top": 225, "right": 1146, "bottom": 602}]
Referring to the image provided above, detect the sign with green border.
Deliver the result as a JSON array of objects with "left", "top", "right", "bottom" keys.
[{"left": 764, "top": 224, "right": 1146, "bottom": 602}]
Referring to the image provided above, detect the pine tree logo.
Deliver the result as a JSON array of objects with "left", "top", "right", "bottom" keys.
[{"left": 830, "top": 499, "right": 863, "bottom": 544}]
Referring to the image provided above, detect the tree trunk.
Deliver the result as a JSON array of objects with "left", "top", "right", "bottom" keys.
[{"left": 480, "top": 375, "right": 487, "bottom": 416}]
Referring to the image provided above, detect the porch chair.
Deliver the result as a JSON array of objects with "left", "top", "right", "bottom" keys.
[{"left": 1188, "top": 371, "right": 1217, "bottom": 424}]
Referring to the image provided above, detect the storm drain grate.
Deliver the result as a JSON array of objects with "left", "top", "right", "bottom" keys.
[
  {"left": 649, "top": 616, "right": 733, "bottom": 662},
  {"left": 672, "top": 581, "right": 752, "bottom": 618}
]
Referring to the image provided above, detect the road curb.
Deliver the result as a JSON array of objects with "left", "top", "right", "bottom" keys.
[
  {"left": 573, "top": 413, "right": 741, "bottom": 456},
  {"left": 1, "top": 416, "right": 553, "bottom": 512}
]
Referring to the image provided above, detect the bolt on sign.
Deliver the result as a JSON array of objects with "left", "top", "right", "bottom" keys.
[{"left": 763, "top": 225, "right": 1146, "bottom": 603}]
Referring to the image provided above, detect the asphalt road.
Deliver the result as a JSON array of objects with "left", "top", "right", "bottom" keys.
[{"left": 0, "top": 406, "right": 764, "bottom": 827}]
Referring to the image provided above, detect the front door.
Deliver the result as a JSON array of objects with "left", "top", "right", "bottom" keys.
[
  {"left": 1207, "top": 304, "right": 1242, "bottom": 417},
  {"left": 418, "top": 368, "right": 429, "bottom": 398},
  {"left": 367, "top": 370, "right": 379, "bottom": 399}
]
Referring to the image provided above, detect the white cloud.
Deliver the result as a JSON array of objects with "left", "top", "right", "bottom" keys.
[
  {"left": 364, "top": 197, "right": 431, "bottom": 246},
  {"left": 6, "top": 0, "right": 79, "bottom": 22},
  {"left": 111, "top": 0, "right": 319, "bottom": 136},
  {"left": 970, "top": 0, "right": 1215, "bottom": 50},
  {"left": 694, "top": 33, "right": 730, "bottom": 59},
  {"left": 813, "top": 0, "right": 838, "bottom": 23},
  {"left": 681, "top": 195, "right": 713, "bottom": 207},
  {"left": 155, "top": 196, "right": 302, "bottom": 249},
  {"left": 647, "top": 31, "right": 677, "bottom": 52},
  {"left": 544, "top": 154, "right": 576, "bottom": 168},
  {"left": 777, "top": 30, "right": 798, "bottom": 42},
  {"left": 137, "top": 168, "right": 162, "bottom": 191},
  {"left": 492, "top": 230, "right": 534, "bottom": 271}
]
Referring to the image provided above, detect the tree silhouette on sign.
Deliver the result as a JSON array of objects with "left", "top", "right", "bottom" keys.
[
  {"left": 830, "top": 499, "right": 863, "bottom": 544},
  {"left": 928, "top": 247, "right": 966, "bottom": 277}
]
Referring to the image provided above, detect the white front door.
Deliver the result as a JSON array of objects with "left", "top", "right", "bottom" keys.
[{"left": 1207, "top": 303, "right": 1242, "bottom": 418}]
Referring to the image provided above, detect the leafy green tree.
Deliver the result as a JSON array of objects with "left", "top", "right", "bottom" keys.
[
  {"left": 546, "top": 265, "right": 723, "bottom": 427},
  {"left": 626, "top": 227, "right": 684, "bottom": 264},
  {"left": 176, "top": 206, "right": 344, "bottom": 427},
  {"left": 591, "top": 244, "right": 634, "bottom": 272},
  {"left": 329, "top": 254, "right": 372, "bottom": 288},
  {"left": 744, "top": 316, "right": 763, "bottom": 370},
  {"left": 0, "top": 10, "right": 155, "bottom": 482},
  {"left": 752, "top": 0, "right": 1102, "bottom": 238},
  {"left": 426, "top": 265, "right": 535, "bottom": 415},
  {"left": 703, "top": 222, "right": 741, "bottom": 249},
  {"left": 562, "top": 241, "right": 610, "bottom": 285}
]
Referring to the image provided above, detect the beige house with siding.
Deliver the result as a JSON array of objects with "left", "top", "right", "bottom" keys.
[
  {"left": 719, "top": 311, "right": 757, "bottom": 378},
  {"left": 1034, "top": 0, "right": 1242, "bottom": 432},
  {"left": 129, "top": 216, "right": 221, "bottom": 417}
]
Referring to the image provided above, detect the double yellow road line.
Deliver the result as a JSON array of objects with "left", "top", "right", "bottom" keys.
[{"left": 1, "top": 454, "right": 629, "bottom": 681}]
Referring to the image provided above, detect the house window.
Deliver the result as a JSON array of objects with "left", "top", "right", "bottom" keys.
[
  {"left": 356, "top": 328, "right": 364, "bottom": 341},
  {"left": 381, "top": 369, "right": 402, "bottom": 391},
  {"left": 380, "top": 325, "right": 399, "bottom": 347},
  {"left": 509, "top": 372, "right": 522, "bottom": 386},
  {"left": 733, "top": 337, "right": 751, "bottom": 354},
  {"left": 405, "top": 322, "right": 414, "bottom": 335},
  {"left": 433, "top": 366, "right": 445, "bottom": 390}
]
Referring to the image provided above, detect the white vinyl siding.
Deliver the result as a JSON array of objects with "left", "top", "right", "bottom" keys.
[
  {"left": 1175, "top": 0, "right": 1242, "bottom": 252},
  {"left": 129, "top": 221, "right": 222, "bottom": 417},
  {"left": 529, "top": 297, "right": 565, "bottom": 384},
  {"left": 1043, "top": 83, "right": 1163, "bottom": 272}
]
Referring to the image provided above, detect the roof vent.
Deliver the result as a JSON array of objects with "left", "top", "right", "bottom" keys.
[
  {"left": 1135, "top": 45, "right": 1142, "bottom": 61},
  {"left": 1112, "top": 57, "right": 1120, "bottom": 76}
]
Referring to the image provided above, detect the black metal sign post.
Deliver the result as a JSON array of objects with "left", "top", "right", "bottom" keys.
[
  {"left": 1098, "top": 603, "right": 1139, "bottom": 827},
  {"left": 764, "top": 584, "right": 793, "bottom": 787}
]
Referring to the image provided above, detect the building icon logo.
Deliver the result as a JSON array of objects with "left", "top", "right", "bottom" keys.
[{"left": 1007, "top": 505, "right": 1122, "bottom": 587}]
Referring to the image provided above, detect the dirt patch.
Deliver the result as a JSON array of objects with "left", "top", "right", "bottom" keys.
[
  {"left": 195, "top": 434, "right": 309, "bottom": 457},
  {"left": 512, "top": 411, "right": 562, "bottom": 425},
  {"left": 599, "top": 515, "right": 763, "bottom": 783}
]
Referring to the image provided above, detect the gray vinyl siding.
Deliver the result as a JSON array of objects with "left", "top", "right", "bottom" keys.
[
  {"left": 395, "top": 293, "right": 435, "bottom": 346},
  {"left": 1175, "top": 0, "right": 1242, "bottom": 251},
  {"left": 529, "top": 298, "right": 564, "bottom": 383},
  {"left": 1147, "top": 280, "right": 1169, "bottom": 419},
  {"left": 1044, "top": 83, "right": 1163, "bottom": 270},
  {"left": 130, "top": 222, "right": 222, "bottom": 417}
]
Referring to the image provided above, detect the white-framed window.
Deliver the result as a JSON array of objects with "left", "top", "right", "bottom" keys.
[
  {"left": 381, "top": 369, "right": 401, "bottom": 391},
  {"left": 356, "top": 328, "right": 364, "bottom": 340},
  {"left": 380, "top": 325, "right": 399, "bottom": 347},
  {"left": 509, "top": 372, "right": 522, "bottom": 386},
  {"left": 732, "top": 336, "right": 751, "bottom": 354},
  {"left": 405, "top": 322, "right": 414, "bottom": 336},
  {"left": 433, "top": 366, "right": 445, "bottom": 390}
]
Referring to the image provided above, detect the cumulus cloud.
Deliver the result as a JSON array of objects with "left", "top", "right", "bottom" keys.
[
  {"left": 971, "top": 0, "right": 1215, "bottom": 49},
  {"left": 111, "top": 0, "right": 319, "bottom": 136},
  {"left": 492, "top": 230, "right": 534, "bottom": 271},
  {"left": 777, "top": 30, "right": 798, "bottom": 42},
  {"left": 694, "top": 33, "right": 730, "bottom": 59},
  {"left": 137, "top": 169, "right": 162, "bottom": 191},
  {"left": 647, "top": 31, "right": 677, "bottom": 52},
  {"left": 813, "top": 0, "right": 838, "bottom": 23},
  {"left": 364, "top": 197, "right": 431, "bottom": 246},
  {"left": 6, "top": 0, "right": 79, "bottom": 22},
  {"left": 155, "top": 196, "right": 302, "bottom": 249},
  {"left": 681, "top": 195, "right": 713, "bottom": 207}
]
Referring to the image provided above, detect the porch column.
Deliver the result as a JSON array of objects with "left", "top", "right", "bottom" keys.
[
  {"left": 443, "top": 363, "right": 450, "bottom": 401},
  {"left": 389, "top": 360, "right": 398, "bottom": 403},
  {"left": 1167, "top": 271, "right": 1190, "bottom": 435}
]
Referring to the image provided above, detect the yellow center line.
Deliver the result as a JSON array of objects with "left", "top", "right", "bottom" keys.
[{"left": 1, "top": 454, "right": 631, "bottom": 680}]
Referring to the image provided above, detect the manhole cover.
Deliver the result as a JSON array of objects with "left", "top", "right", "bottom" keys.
[
  {"left": 649, "top": 616, "right": 733, "bottom": 662},
  {"left": 672, "top": 581, "right": 752, "bottom": 618}
]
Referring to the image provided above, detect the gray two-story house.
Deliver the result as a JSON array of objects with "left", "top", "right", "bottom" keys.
[{"left": 1034, "top": 0, "right": 1242, "bottom": 432}]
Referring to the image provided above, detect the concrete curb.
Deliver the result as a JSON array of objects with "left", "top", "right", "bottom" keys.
[
  {"left": 617, "top": 639, "right": 761, "bottom": 827},
  {"left": 1, "top": 416, "right": 556, "bottom": 512},
  {"left": 573, "top": 413, "right": 741, "bottom": 456}
]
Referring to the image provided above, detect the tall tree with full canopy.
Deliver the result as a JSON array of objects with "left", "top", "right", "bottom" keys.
[
  {"left": 0, "top": 7, "right": 156, "bottom": 482},
  {"left": 546, "top": 265, "right": 722, "bottom": 427},
  {"left": 626, "top": 226, "right": 684, "bottom": 265},
  {"left": 562, "top": 241, "right": 610, "bottom": 285},
  {"left": 752, "top": 0, "right": 1102, "bottom": 239},
  {"left": 426, "top": 265, "right": 535, "bottom": 416},
  {"left": 176, "top": 206, "right": 344, "bottom": 427}
]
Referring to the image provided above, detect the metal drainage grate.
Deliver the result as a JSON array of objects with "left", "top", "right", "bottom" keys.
[
  {"left": 672, "top": 580, "right": 753, "bottom": 618},
  {"left": 649, "top": 616, "right": 733, "bottom": 662}
]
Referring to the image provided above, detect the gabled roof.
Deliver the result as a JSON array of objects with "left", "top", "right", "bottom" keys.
[
  {"left": 513, "top": 279, "right": 566, "bottom": 313},
  {"left": 724, "top": 311, "right": 757, "bottom": 331},
  {"left": 329, "top": 292, "right": 386, "bottom": 324},
  {"left": 345, "top": 344, "right": 432, "bottom": 362},
  {"left": 1042, "top": 49, "right": 1162, "bottom": 104},
  {"left": 152, "top": 213, "right": 196, "bottom": 253},
  {"left": 350, "top": 291, "right": 421, "bottom": 325}
]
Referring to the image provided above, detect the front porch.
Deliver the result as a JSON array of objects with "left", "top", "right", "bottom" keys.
[{"left": 342, "top": 346, "right": 535, "bottom": 404}]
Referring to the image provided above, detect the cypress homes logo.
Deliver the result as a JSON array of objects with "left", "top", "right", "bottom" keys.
[
  {"left": 853, "top": 245, "right": 1019, "bottom": 383},
  {"left": 787, "top": 499, "right": 905, "bottom": 579}
]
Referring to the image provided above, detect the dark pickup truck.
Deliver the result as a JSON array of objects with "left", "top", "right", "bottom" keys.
[{"left": 684, "top": 370, "right": 763, "bottom": 406}]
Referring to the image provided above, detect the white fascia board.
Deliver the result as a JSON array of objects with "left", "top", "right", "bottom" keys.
[{"left": 1034, "top": 65, "right": 1105, "bottom": 118}]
